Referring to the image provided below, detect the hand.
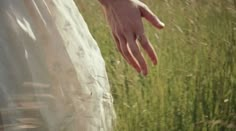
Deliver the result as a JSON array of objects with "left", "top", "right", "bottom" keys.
[{"left": 102, "top": 0, "right": 165, "bottom": 75}]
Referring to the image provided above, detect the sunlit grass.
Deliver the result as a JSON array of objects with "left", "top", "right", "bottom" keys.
[{"left": 75, "top": 0, "right": 236, "bottom": 130}]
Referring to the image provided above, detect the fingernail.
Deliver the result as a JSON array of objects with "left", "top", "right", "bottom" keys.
[
  {"left": 141, "top": 70, "right": 148, "bottom": 76},
  {"left": 137, "top": 68, "right": 142, "bottom": 73},
  {"left": 159, "top": 22, "right": 165, "bottom": 29},
  {"left": 153, "top": 59, "right": 158, "bottom": 65},
  {"left": 161, "top": 22, "right": 165, "bottom": 27}
]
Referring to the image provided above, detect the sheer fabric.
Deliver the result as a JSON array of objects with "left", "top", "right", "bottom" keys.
[{"left": 0, "top": 0, "right": 114, "bottom": 131}]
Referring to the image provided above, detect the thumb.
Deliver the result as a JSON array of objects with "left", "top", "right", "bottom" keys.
[{"left": 139, "top": 4, "right": 165, "bottom": 29}]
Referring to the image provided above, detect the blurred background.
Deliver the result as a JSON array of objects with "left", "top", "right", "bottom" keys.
[{"left": 75, "top": 0, "right": 236, "bottom": 130}]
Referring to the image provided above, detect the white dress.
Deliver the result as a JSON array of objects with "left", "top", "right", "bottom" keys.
[{"left": 0, "top": 0, "right": 115, "bottom": 131}]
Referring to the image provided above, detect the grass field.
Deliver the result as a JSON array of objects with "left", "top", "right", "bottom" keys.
[{"left": 75, "top": 0, "right": 236, "bottom": 130}]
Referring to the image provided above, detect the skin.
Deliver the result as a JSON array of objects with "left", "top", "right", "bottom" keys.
[{"left": 98, "top": 0, "right": 165, "bottom": 75}]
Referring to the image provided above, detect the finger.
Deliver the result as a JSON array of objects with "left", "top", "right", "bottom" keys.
[
  {"left": 139, "top": 4, "right": 165, "bottom": 29},
  {"left": 112, "top": 32, "right": 141, "bottom": 72},
  {"left": 117, "top": 34, "right": 142, "bottom": 73},
  {"left": 112, "top": 33, "right": 130, "bottom": 62},
  {"left": 126, "top": 33, "right": 148, "bottom": 75},
  {"left": 138, "top": 34, "right": 158, "bottom": 65}
]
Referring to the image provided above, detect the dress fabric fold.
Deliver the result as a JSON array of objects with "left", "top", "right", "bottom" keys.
[{"left": 0, "top": 0, "right": 115, "bottom": 131}]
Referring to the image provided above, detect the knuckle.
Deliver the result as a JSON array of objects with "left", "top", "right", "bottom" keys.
[
  {"left": 116, "top": 31, "right": 123, "bottom": 37},
  {"left": 137, "top": 28, "right": 144, "bottom": 35},
  {"left": 123, "top": 29, "right": 130, "bottom": 35},
  {"left": 140, "top": 4, "right": 149, "bottom": 11}
]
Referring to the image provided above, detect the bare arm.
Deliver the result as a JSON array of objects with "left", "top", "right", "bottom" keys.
[{"left": 98, "top": 0, "right": 165, "bottom": 75}]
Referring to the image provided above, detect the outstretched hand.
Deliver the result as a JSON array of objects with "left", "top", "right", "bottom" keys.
[{"left": 101, "top": 0, "right": 164, "bottom": 75}]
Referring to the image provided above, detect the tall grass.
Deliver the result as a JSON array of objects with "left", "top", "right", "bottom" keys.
[{"left": 75, "top": 0, "right": 236, "bottom": 130}]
